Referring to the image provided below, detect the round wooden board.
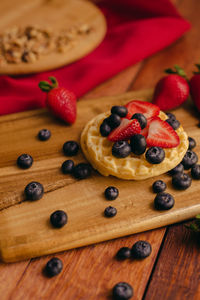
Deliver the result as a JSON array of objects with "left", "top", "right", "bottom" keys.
[{"left": 0, "top": 0, "right": 106, "bottom": 75}]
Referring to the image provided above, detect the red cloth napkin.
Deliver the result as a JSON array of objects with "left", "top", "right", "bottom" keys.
[{"left": 0, "top": 0, "right": 190, "bottom": 115}]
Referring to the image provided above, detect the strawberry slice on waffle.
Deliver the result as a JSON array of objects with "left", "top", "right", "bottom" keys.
[
  {"left": 146, "top": 117, "right": 180, "bottom": 148},
  {"left": 108, "top": 118, "right": 141, "bottom": 142},
  {"left": 125, "top": 100, "right": 160, "bottom": 120}
]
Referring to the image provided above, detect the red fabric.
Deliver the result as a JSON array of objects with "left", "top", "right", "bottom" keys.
[{"left": 0, "top": 0, "right": 190, "bottom": 115}]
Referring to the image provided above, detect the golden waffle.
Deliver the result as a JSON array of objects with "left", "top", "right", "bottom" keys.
[{"left": 81, "top": 111, "right": 188, "bottom": 180}]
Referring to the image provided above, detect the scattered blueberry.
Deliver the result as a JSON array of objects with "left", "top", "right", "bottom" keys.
[
  {"left": 112, "top": 282, "right": 133, "bottom": 300},
  {"left": 17, "top": 154, "right": 33, "bottom": 169},
  {"left": 145, "top": 147, "right": 165, "bottom": 164},
  {"left": 168, "top": 163, "right": 184, "bottom": 176},
  {"left": 152, "top": 180, "right": 166, "bottom": 193},
  {"left": 188, "top": 137, "right": 196, "bottom": 150},
  {"left": 131, "top": 113, "right": 147, "bottom": 129},
  {"left": 131, "top": 240, "right": 152, "bottom": 259},
  {"left": 45, "top": 257, "right": 63, "bottom": 277},
  {"left": 61, "top": 160, "right": 74, "bottom": 174},
  {"left": 50, "top": 210, "right": 68, "bottom": 228},
  {"left": 116, "top": 247, "right": 131, "bottom": 260},
  {"left": 166, "top": 112, "right": 176, "bottom": 120},
  {"left": 104, "top": 186, "right": 119, "bottom": 200},
  {"left": 181, "top": 150, "right": 198, "bottom": 170},
  {"left": 191, "top": 164, "right": 200, "bottom": 180},
  {"left": 111, "top": 106, "right": 128, "bottom": 118},
  {"left": 130, "top": 134, "right": 146, "bottom": 155},
  {"left": 73, "top": 163, "right": 92, "bottom": 179},
  {"left": 38, "top": 129, "right": 51, "bottom": 141},
  {"left": 154, "top": 192, "right": 174, "bottom": 210},
  {"left": 112, "top": 141, "right": 131, "bottom": 158},
  {"left": 166, "top": 118, "right": 180, "bottom": 130},
  {"left": 197, "top": 122, "right": 200, "bottom": 128},
  {"left": 104, "top": 206, "right": 117, "bottom": 218},
  {"left": 63, "top": 141, "right": 79, "bottom": 156},
  {"left": 172, "top": 173, "right": 192, "bottom": 190},
  {"left": 24, "top": 182, "right": 44, "bottom": 201},
  {"left": 106, "top": 114, "right": 121, "bottom": 129},
  {"left": 100, "top": 121, "right": 111, "bottom": 137}
]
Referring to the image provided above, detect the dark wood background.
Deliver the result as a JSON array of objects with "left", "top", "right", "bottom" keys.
[{"left": 1, "top": 0, "right": 200, "bottom": 299}]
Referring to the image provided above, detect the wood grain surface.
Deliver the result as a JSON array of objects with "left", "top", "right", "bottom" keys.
[
  {"left": 0, "top": 0, "right": 106, "bottom": 75},
  {"left": 2, "top": 89, "right": 200, "bottom": 263},
  {"left": 1, "top": 0, "right": 200, "bottom": 299}
]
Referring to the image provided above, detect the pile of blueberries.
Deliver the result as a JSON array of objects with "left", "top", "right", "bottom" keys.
[{"left": 100, "top": 105, "right": 165, "bottom": 164}]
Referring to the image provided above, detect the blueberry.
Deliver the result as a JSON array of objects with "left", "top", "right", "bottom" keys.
[
  {"left": 130, "top": 134, "right": 146, "bottom": 155},
  {"left": 131, "top": 240, "right": 152, "bottom": 259},
  {"left": 168, "top": 163, "right": 184, "bottom": 176},
  {"left": 152, "top": 180, "right": 166, "bottom": 193},
  {"left": 63, "top": 141, "right": 79, "bottom": 156},
  {"left": 191, "top": 164, "right": 200, "bottom": 179},
  {"left": 166, "top": 112, "right": 176, "bottom": 120},
  {"left": 172, "top": 173, "right": 192, "bottom": 190},
  {"left": 131, "top": 113, "right": 147, "bottom": 129},
  {"left": 61, "top": 160, "right": 74, "bottom": 174},
  {"left": 145, "top": 147, "right": 165, "bottom": 164},
  {"left": 106, "top": 114, "right": 121, "bottom": 129},
  {"left": 104, "top": 186, "right": 119, "bottom": 200},
  {"left": 73, "top": 163, "right": 92, "bottom": 179},
  {"left": 38, "top": 129, "right": 51, "bottom": 141},
  {"left": 112, "top": 282, "right": 133, "bottom": 300},
  {"left": 181, "top": 150, "right": 198, "bottom": 170},
  {"left": 188, "top": 137, "right": 196, "bottom": 150},
  {"left": 45, "top": 257, "right": 63, "bottom": 277},
  {"left": 104, "top": 206, "right": 117, "bottom": 218},
  {"left": 166, "top": 118, "right": 180, "bottom": 130},
  {"left": 111, "top": 106, "right": 128, "bottom": 118},
  {"left": 116, "top": 247, "right": 131, "bottom": 260},
  {"left": 17, "top": 154, "right": 33, "bottom": 169},
  {"left": 24, "top": 182, "right": 44, "bottom": 201},
  {"left": 154, "top": 192, "right": 174, "bottom": 210},
  {"left": 50, "top": 210, "right": 68, "bottom": 228},
  {"left": 100, "top": 121, "right": 111, "bottom": 137},
  {"left": 112, "top": 141, "right": 131, "bottom": 158}
]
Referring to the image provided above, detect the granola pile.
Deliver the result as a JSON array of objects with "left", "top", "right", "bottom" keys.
[{"left": 0, "top": 24, "right": 92, "bottom": 64}]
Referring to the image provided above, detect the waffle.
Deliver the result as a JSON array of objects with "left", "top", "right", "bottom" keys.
[{"left": 80, "top": 111, "right": 188, "bottom": 180}]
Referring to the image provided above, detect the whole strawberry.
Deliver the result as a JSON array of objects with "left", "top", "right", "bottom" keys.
[
  {"left": 190, "top": 64, "right": 200, "bottom": 112},
  {"left": 39, "top": 77, "right": 76, "bottom": 124},
  {"left": 152, "top": 65, "right": 189, "bottom": 111}
]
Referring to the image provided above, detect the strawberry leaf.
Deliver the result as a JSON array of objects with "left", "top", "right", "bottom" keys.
[
  {"left": 39, "top": 77, "right": 58, "bottom": 92},
  {"left": 165, "top": 65, "right": 187, "bottom": 79},
  {"left": 186, "top": 214, "right": 200, "bottom": 232}
]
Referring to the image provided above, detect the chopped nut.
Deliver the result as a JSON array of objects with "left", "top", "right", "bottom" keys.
[
  {"left": 78, "top": 24, "right": 91, "bottom": 34},
  {"left": 0, "top": 23, "right": 92, "bottom": 65},
  {"left": 22, "top": 51, "right": 37, "bottom": 63}
]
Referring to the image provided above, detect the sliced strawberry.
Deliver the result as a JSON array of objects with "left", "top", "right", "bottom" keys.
[
  {"left": 146, "top": 117, "right": 180, "bottom": 148},
  {"left": 108, "top": 118, "right": 141, "bottom": 142},
  {"left": 140, "top": 125, "right": 149, "bottom": 138},
  {"left": 125, "top": 100, "right": 160, "bottom": 120}
]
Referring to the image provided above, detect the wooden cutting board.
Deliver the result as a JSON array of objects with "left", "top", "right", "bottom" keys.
[
  {"left": 0, "top": 89, "right": 200, "bottom": 263},
  {"left": 0, "top": 0, "right": 106, "bottom": 75}
]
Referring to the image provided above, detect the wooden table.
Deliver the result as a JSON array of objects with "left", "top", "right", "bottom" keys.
[{"left": 1, "top": 0, "right": 200, "bottom": 299}]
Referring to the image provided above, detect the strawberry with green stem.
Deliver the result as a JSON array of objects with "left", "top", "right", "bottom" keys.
[
  {"left": 39, "top": 77, "right": 77, "bottom": 124},
  {"left": 152, "top": 65, "right": 189, "bottom": 111}
]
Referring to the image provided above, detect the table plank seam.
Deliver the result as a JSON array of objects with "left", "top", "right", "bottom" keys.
[{"left": 142, "top": 227, "right": 169, "bottom": 300}]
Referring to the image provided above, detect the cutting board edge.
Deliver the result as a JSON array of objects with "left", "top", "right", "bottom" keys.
[{"left": 1, "top": 205, "right": 199, "bottom": 263}]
